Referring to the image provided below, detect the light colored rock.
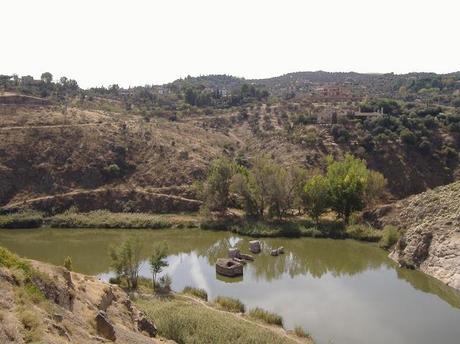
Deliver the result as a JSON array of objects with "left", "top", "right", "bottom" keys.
[{"left": 378, "top": 181, "right": 460, "bottom": 290}]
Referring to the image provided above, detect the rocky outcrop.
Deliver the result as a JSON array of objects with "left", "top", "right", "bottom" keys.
[
  {"left": 375, "top": 181, "right": 460, "bottom": 290},
  {"left": 96, "top": 311, "right": 117, "bottom": 341},
  {"left": 0, "top": 256, "right": 159, "bottom": 344}
]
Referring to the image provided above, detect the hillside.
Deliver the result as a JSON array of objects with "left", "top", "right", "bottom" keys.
[
  {"left": 0, "top": 247, "right": 160, "bottom": 344},
  {"left": 0, "top": 71, "right": 459, "bottom": 213},
  {"left": 0, "top": 102, "right": 459, "bottom": 212},
  {"left": 371, "top": 181, "right": 460, "bottom": 290}
]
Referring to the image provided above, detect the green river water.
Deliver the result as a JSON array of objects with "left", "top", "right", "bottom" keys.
[{"left": 1, "top": 228, "right": 459, "bottom": 344}]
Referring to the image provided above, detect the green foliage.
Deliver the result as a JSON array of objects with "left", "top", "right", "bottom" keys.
[
  {"left": 49, "top": 210, "right": 170, "bottom": 229},
  {"left": 182, "top": 286, "right": 208, "bottom": 301},
  {"left": 63, "top": 256, "right": 72, "bottom": 271},
  {"left": 213, "top": 296, "right": 245, "bottom": 313},
  {"left": 231, "top": 157, "right": 307, "bottom": 219},
  {"left": 149, "top": 241, "right": 168, "bottom": 290},
  {"left": 0, "top": 211, "right": 43, "bottom": 229},
  {"left": 248, "top": 307, "right": 283, "bottom": 326},
  {"left": 201, "top": 158, "right": 235, "bottom": 212},
  {"left": 364, "top": 170, "right": 387, "bottom": 206},
  {"left": 345, "top": 224, "right": 382, "bottom": 242},
  {"left": 0, "top": 247, "right": 32, "bottom": 274},
  {"left": 303, "top": 175, "right": 330, "bottom": 224},
  {"left": 326, "top": 154, "right": 382, "bottom": 223},
  {"left": 110, "top": 237, "right": 143, "bottom": 290},
  {"left": 378, "top": 225, "right": 401, "bottom": 249},
  {"left": 400, "top": 128, "right": 417, "bottom": 145}
]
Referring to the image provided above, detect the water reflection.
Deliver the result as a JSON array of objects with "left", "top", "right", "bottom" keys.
[{"left": 1, "top": 228, "right": 460, "bottom": 344}]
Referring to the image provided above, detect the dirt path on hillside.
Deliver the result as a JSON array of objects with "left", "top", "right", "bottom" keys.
[
  {"left": 180, "top": 295, "right": 312, "bottom": 344},
  {"left": 0, "top": 122, "right": 111, "bottom": 130},
  {"left": 2, "top": 187, "right": 201, "bottom": 210}
]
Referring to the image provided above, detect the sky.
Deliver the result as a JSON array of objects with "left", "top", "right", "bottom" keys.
[{"left": 1, "top": 0, "right": 459, "bottom": 88}]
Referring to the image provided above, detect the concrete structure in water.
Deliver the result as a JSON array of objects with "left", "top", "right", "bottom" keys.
[{"left": 216, "top": 258, "right": 243, "bottom": 277}]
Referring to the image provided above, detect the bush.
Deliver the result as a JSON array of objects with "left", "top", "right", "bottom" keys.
[
  {"left": 346, "top": 224, "right": 382, "bottom": 242},
  {"left": 213, "top": 296, "right": 245, "bottom": 313},
  {"left": 378, "top": 226, "right": 400, "bottom": 249},
  {"left": 0, "top": 211, "right": 43, "bottom": 229},
  {"left": 63, "top": 256, "right": 72, "bottom": 271},
  {"left": 19, "top": 310, "right": 43, "bottom": 342},
  {"left": 400, "top": 129, "right": 416, "bottom": 145},
  {"left": 294, "top": 325, "right": 311, "bottom": 339},
  {"left": 183, "top": 286, "right": 208, "bottom": 301},
  {"left": 248, "top": 307, "right": 283, "bottom": 326},
  {"left": 49, "top": 210, "right": 170, "bottom": 229}
]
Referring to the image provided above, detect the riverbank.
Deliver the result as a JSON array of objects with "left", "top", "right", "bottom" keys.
[
  {"left": 136, "top": 292, "right": 313, "bottom": 344},
  {"left": 0, "top": 246, "right": 313, "bottom": 344},
  {"left": 0, "top": 210, "right": 398, "bottom": 248}
]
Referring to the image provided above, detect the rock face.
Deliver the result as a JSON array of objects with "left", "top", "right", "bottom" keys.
[
  {"left": 376, "top": 181, "right": 460, "bottom": 290},
  {"left": 96, "top": 311, "right": 116, "bottom": 341},
  {"left": 0, "top": 257, "right": 159, "bottom": 344}
]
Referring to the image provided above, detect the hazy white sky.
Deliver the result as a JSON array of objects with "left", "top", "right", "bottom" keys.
[{"left": 1, "top": 0, "right": 459, "bottom": 88}]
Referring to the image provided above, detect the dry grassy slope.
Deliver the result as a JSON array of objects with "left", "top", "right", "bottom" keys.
[
  {"left": 375, "top": 181, "right": 460, "bottom": 290},
  {"left": 0, "top": 102, "right": 458, "bottom": 211},
  {"left": 0, "top": 259, "right": 160, "bottom": 344}
]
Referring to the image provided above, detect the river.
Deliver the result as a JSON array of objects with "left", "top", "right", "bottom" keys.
[{"left": 1, "top": 228, "right": 459, "bottom": 344}]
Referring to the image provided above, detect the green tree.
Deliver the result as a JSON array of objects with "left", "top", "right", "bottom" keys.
[
  {"left": 364, "top": 170, "right": 387, "bottom": 206},
  {"left": 303, "top": 175, "right": 330, "bottom": 225},
  {"left": 326, "top": 154, "right": 369, "bottom": 224},
  {"left": 40, "top": 72, "right": 53, "bottom": 84},
  {"left": 149, "top": 241, "right": 168, "bottom": 291},
  {"left": 201, "top": 158, "right": 235, "bottom": 212},
  {"left": 245, "top": 156, "right": 276, "bottom": 218},
  {"left": 110, "top": 237, "right": 143, "bottom": 290}
]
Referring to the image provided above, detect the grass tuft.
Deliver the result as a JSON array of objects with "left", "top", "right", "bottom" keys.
[
  {"left": 213, "top": 296, "right": 245, "bottom": 313},
  {"left": 378, "top": 225, "right": 401, "bottom": 249},
  {"left": 182, "top": 286, "right": 208, "bottom": 301},
  {"left": 294, "top": 325, "right": 312, "bottom": 339},
  {"left": 248, "top": 307, "right": 283, "bottom": 326}
]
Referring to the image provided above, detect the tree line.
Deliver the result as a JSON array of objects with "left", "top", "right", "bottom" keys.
[{"left": 199, "top": 154, "right": 386, "bottom": 224}]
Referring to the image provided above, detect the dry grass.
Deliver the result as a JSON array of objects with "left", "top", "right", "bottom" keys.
[
  {"left": 182, "top": 286, "right": 208, "bottom": 301},
  {"left": 213, "top": 296, "right": 245, "bottom": 313},
  {"left": 248, "top": 307, "right": 283, "bottom": 326},
  {"left": 136, "top": 296, "right": 295, "bottom": 344}
]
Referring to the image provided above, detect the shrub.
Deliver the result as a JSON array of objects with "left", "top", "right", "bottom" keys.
[
  {"left": 63, "top": 256, "right": 72, "bottom": 271},
  {"left": 110, "top": 237, "right": 143, "bottom": 290},
  {"left": 248, "top": 307, "right": 283, "bottom": 326},
  {"left": 19, "top": 310, "right": 43, "bottom": 343},
  {"left": 183, "top": 286, "right": 208, "bottom": 301},
  {"left": 378, "top": 226, "right": 400, "bottom": 249},
  {"left": 49, "top": 210, "right": 170, "bottom": 229},
  {"left": 400, "top": 129, "right": 416, "bottom": 145},
  {"left": 294, "top": 325, "right": 311, "bottom": 339},
  {"left": 213, "top": 296, "right": 245, "bottom": 313},
  {"left": 346, "top": 224, "right": 382, "bottom": 242},
  {"left": 0, "top": 211, "right": 43, "bottom": 229}
]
